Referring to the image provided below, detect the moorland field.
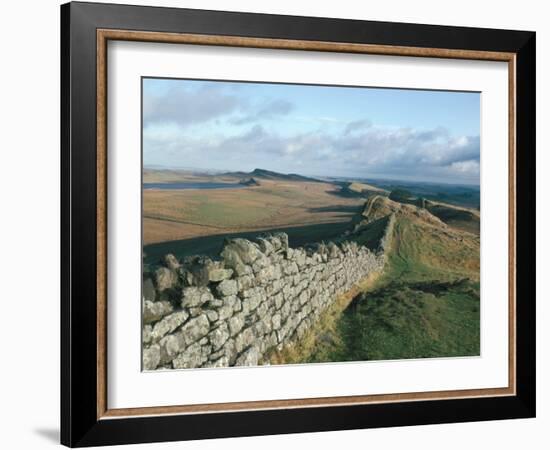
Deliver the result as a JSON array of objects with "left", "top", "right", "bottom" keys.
[{"left": 143, "top": 169, "right": 367, "bottom": 264}]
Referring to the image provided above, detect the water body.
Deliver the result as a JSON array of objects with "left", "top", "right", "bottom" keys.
[{"left": 143, "top": 182, "right": 242, "bottom": 190}]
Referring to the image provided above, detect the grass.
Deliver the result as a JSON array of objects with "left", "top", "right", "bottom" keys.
[
  {"left": 267, "top": 272, "right": 382, "bottom": 365},
  {"left": 307, "top": 279, "right": 479, "bottom": 362},
  {"left": 425, "top": 203, "right": 480, "bottom": 235},
  {"left": 353, "top": 215, "right": 390, "bottom": 251},
  {"left": 387, "top": 218, "right": 479, "bottom": 282},
  {"left": 277, "top": 209, "right": 480, "bottom": 364}
]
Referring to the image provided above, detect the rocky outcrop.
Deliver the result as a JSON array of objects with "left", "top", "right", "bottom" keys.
[
  {"left": 361, "top": 195, "right": 445, "bottom": 228},
  {"left": 142, "top": 227, "right": 393, "bottom": 370},
  {"left": 239, "top": 177, "right": 260, "bottom": 187}
]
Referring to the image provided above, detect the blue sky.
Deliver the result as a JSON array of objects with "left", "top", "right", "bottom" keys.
[{"left": 143, "top": 78, "right": 480, "bottom": 184}]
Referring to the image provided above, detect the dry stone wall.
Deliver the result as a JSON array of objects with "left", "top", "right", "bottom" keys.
[{"left": 142, "top": 217, "right": 395, "bottom": 370}]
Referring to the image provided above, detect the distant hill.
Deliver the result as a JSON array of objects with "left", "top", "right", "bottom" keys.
[
  {"left": 364, "top": 180, "right": 480, "bottom": 209},
  {"left": 224, "top": 168, "right": 322, "bottom": 183},
  {"left": 388, "top": 188, "right": 415, "bottom": 203},
  {"left": 339, "top": 181, "right": 389, "bottom": 198},
  {"left": 143, "top": 168, "right": 322, "bottom": 184},
  {"left": 348, "top": 182, "right": 388, "bottom": 195},
  {"left": 358, "top": 195, "right": 446, "bottom": 229}
]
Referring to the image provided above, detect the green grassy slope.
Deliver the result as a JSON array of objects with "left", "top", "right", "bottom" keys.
[
  {"left": 352, "top": 215, "right": 391, "bottom": 251},
  {"left": 305, "top": 201, "right": 480, "bottom": 363},
  {"left": 425, "top": 202, "right": 480, "bottom": 235},
  {"left": 308, "top": 277, "right": 480, "bottom": 362}
]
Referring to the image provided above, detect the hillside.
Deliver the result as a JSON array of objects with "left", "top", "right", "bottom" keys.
[
  {"left": 336, "top": 181, "right": 389, "bottom": 198},
  {"left": 345, "top": 182, "right": 389, "bottom": 197},
  {"left": 224, "top": 168, "right": 322, "bottom": 183},
  {"left": 424, "top": 200, "right": 480, "bottom": 235},
  {"left": 365, "top": 179, "right": 481, "bottom": 209},
  {"left": 144, "top": 167, "right": 324, "bottom": 185},
  {"left": 143, "top": 177, "right": 366, "bottom": 263},
  {"left": 288, "top": 194, "right": 480, "bottom": 363}
]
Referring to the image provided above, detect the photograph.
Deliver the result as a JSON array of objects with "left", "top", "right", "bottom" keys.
[
  {"left": 55, "top": 2, "right": 537, "bottom": 446},
  {"left": 141, "top": 78, "right": 481, "bottom": 370}
]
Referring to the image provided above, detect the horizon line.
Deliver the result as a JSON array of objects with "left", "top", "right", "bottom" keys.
[{"left": 143, "top": 165, "right": 480, "bottom": 188}]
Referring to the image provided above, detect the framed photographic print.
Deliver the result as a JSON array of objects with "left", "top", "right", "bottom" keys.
[{"left": 60, "top": 1, "right": 536, "bottom": 447}]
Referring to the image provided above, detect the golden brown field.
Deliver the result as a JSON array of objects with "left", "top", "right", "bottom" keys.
[{"left": 143, "top": 179, "right": 364, "bottom": 245}]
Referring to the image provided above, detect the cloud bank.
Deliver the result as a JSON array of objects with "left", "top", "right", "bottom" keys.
[{"left": 143, "top": 80, "right": 480, "bottom": 184}]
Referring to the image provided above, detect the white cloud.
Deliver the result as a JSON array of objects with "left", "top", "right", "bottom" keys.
[
  {"left": 144, "top": 121, "right": 480, "bottom": 184},
  {"left": 144, "top": 86, "right": 294, "bottom": 129},
  {"left": 448, "top": 159, "right": 480, "bottom": 174},
  {"left": 230, "top": 99, "right": 294, "bottom": 125},
  {"left": 144, "top": 84, "right": 245, "bottom": 127}
]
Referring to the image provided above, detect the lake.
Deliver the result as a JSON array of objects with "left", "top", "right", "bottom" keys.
[{"left": 143, "top": 182, "right": 242, "bottom": 190}]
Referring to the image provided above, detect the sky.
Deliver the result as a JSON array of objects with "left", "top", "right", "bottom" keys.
[{"left": 142, "top": 78, "right": 480, "bottom": 185}]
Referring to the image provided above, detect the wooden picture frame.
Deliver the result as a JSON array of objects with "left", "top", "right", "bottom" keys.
[{"left": 61, "top": 1, "right": 536, "bottom": 447}]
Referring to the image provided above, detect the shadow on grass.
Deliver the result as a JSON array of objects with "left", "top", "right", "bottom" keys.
[
  {"left": 307, "top": 204, "right": 362, "bottom": 214},
  {"left": 325, "top": 188, "right": 364, "bottom": 199},
  {"left": 144, "top": 221, "right": 355, "bottom": 265}
]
